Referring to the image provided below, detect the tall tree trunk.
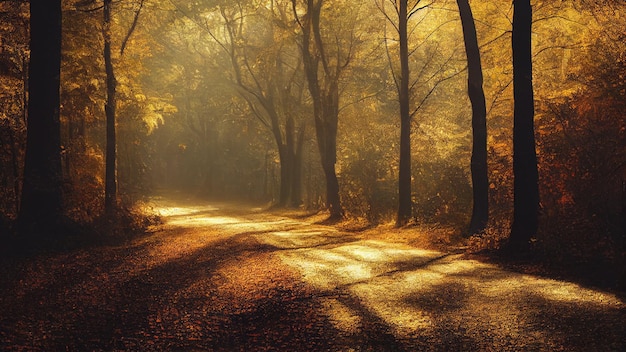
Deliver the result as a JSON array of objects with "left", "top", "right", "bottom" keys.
[
  {"left": 104, "top": 0, "right": 118, "bottom": 216},
  {"left": 277, "top": 143, "right": 293, "bottom": 207},
  {"left": 290, "top": 122, "right": 306, "bottom": 208},
  {"left": 509, "top": 0, "right": 539, "bottom": 250},
  {"left": 457, "top": 0, "right": 488, "bottom": 235},
  {"left": 320, "top": 83, "right": 342, "bottom": 219},
  {"left": 294, "top": 0, "right": 343, "bottom": 220},
  {"left": 322, "top": 159, "right": 341, "bottom": 219},
  {"left": 8, "top": 125, "right": 21, "bottom": 214},
  {"left": 18, "top": 0, "right": 63, "bottom": 238},
  {"left": 277, "top": 118, "right": 306, "bottom": 208},
  {"left": 396, "top": 0, "right": 412, "bottom": 226},
  {"left": 282, "top": 117, "right": 297, "bottom": 206},
  {"left": 284, "top": 117, "right": 302, "bottom": 208}
]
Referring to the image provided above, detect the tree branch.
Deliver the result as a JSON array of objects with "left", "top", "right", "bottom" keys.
[{"left": 120, "top": 0, "right": 145, "bottom": 56}]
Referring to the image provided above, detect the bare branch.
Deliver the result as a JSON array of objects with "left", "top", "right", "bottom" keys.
[
  {"left": 533, "top": 43, "right": 587, "bottom": 59},
  {"left": 408, "top": 18, "right": 457, "bottom": 57},
  {"left": 238, "top": 90, "right": 271, "bottom": 129},
  {"left": 479, "top": 30, "right": 511, "bottom": 50},
  {"left": 339, "top": 90, "right": 384, "bottom": 113},
  {"left": 383, "top": 25, "right": 400, "bottom": 93},
  {"left": 408, "top": 1, "right": 433, "bottom": 20},
  {"left": 291, "top": 0, "right": 304, "bottom": 29},
  {"left": 375, "top": 0, "right": 400, "bottom": 33},
  {"left": 166, "top": 0, "right": 230, "bottom": 55},
  {"left": 120, "top": 0, "right": 145, "bottom": 56},
  {"left": 486, "top": 78, "right": 512, "bottom": 117},
  {"left": 410, "top": 66, "right": 466, "bottom": 119}
]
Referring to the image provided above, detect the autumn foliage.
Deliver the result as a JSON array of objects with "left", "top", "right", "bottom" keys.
[{"left": 0, "top": 1, "right": 624, "bottom": 286}]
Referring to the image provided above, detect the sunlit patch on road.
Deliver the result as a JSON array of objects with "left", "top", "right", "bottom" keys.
[
  {"left": 276, "top": 241, "right": 443, "bottom": 291},
  {"left": 256, "top": 230, "right": 332, "bottom": 249},
  {"left": 146, "top": 199, "right": 625, "bottom": 350},
  {"left": 4, "top": 197, "right": 623, "bottom": 351},
  {"left": 167, "top": 215, "right": 242, "bottom": 227},
  {"left": 335, "top": 241, "right": 441, "bottom": 263},
  {"left": 153, "top": 205, "right": 219, "bottom": 218},
  {"left": 519, "top": 275, "right": 624, "bottom": 305},
  {"left": 276, "top": 237, "right": 625, "bottom": 347},
  {"left": 320, "top": 297, "right": 363, "bottom": 335}
]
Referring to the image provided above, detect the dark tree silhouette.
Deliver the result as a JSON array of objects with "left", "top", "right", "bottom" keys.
[
  {"left": 103, "top": 0, "right": 118, "bottom": 216},
  {"left": 509, "top": 0, "right": 539, "bottom": 250},
  {"left": 377, "top": 0, "right": 435, "bottom": 226},
  {"left": 18, "top": 0, "right": 64, "bottom": 239},
  {"left": 102, "top": 0, "right": 144, "bottom": 216},
  {"left": 292, "top": 0, "right": 346, "bottom": 220},
  {"left": 457, "top": 0, "right": 488, "bottom": 235},
  {"left": 396, "top": 0, "right": 412, "bottom": 227}
]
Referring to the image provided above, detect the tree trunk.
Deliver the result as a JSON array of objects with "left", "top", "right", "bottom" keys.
[
  {"left": 277, "top": 118, "right": 306, "bottom": 209},
  {"left": 622, "top": 179, "right": 625, "bottom": 245},
  {"left": 18, "top": 0, "right": 63, "bottom": 239},
  {"left": 321, "top": 84, "right": 342, "bottom": 219},
  {"left": 509, "top": 0, "right": 539, "bottom": 250},
  {"left": 8, "top": 124, "right": 21, "bottom": 214},
  {"left": 290, "top": 122, "right": 306, "bottom": 208},
  {"left": 295, "top": 0, "right": 343, "bottom": 220},
  {"left": 314, "top": 90, "right": 342, "bottom": 217},
  {"left": 457, "top": 0, "right": 488, "bottom": 235},
  {"left": 104, "top": 0, "right": 118, "bottom": 216},
  {"left": 396, "top": 0, "right": 412, "bottom": 226},
  {"left": 277, "top": 143, "right": 292, "bottom": 207},
  {"left": 322, "top": 159, "right": 342, "bottom": 219}
]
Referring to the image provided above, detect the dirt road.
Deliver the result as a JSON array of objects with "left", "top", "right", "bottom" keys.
[{"left": 1, "top": 195, "right": 624, "bottom": 351}]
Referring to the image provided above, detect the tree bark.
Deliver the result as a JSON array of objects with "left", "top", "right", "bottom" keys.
[
  {"left": 509, "top": 0, "right": 539, "bottom": 250},
  {"left": 396, "top": 0, "right": 412, "bottom": 226},
  {"left": 277, "top": 143, "right": 293, "bottom": 207},
  {"left": 18, "top": 0, "right": 64, "bottom": 239},
  {"left": 285, "top": 117, "right": 306, "bottom": 208},
  {"left": 8, "top": 123, "right": 21, "bottom": 214},
  {"left": 104, "top": 0, "right": 118, "bottom": 216},
  {"left": 457, "top": 0, "right": 488, "bottom": 235},
  {"left": 319, "top": 81, "right": 342, "bottom": 219},
  {"left": 290, "top": 122, "right": 306, "bottom": 208},
  {"left": 294, "top": 0, "right": 343, "bottom": 220}
]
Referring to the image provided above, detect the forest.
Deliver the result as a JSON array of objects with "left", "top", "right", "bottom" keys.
[{"left": 1, "top": 0, "right": 625, "bottom": 350}]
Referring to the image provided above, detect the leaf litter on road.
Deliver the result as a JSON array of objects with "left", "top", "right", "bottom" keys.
[{"left": 1, "top": 196, "right": 624, "bottom": 351}]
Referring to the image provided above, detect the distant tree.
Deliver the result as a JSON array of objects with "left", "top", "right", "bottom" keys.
[
  {"left": 167, "top": 1, "right": 307, "bottom": 207},
  {"left": 456, "top": 0, "right": 488, "bottom": 235},
  {"left": 376, "top": 0, "right": 441, "bottom": 226},
  {"left": 220, "top": 2, "right": 307, "bottom": 208},
  {"left": 0, "top": 2, "right": 28, "bottom": 217},
  {"left": 508, "top": 0, "right": 539, "bottom": 250},
  {"left": 18, "top": 0, "right": 64, "bottom": 238},
  {"left": 396, "top": 0, "right": 412, "bottom": 226},
  {"left": 292, "top": 0, "right": 352, "bottom": 220},
  {"left": 100, "top": 0, "right": 144, "bottom": 216},
  {"left": 103, "top": 0, "right": 118, "bottom": 216}
]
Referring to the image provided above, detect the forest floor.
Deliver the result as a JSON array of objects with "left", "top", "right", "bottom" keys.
[{"left": 1, "top": 193, "right": 625, "bottom": 351}]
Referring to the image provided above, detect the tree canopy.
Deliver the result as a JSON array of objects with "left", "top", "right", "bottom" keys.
[{"left": 0, "top": 0, "right": 624, "bottom": 268}]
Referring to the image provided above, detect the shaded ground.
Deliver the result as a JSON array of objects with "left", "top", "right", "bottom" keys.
[{"left": 1, "top": 194, "right": 624, "bottom": 351}]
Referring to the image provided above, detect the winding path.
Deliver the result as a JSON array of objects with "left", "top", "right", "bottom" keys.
[{"left": 1, "top": 194, "right": 624, "bottom": 351}]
